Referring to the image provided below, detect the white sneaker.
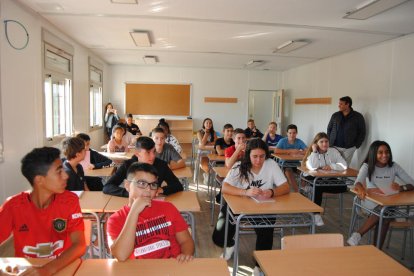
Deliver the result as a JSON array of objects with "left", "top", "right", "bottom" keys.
[
  {"left": 347, "top": 232, "right": 361, "bottom": 246},
  {"left": 220, "top": 246, "right": 234, "bottom": 261},
  {"left": 314, "top": 214, "right": 325, "bottom": 227},
  {"left": 252, "top": 266, "right": 264, "bottom": 276}
]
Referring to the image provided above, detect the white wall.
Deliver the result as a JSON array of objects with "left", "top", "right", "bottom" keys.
[
  {"left": 109, "top": 66, "right": 281, "bottom": 132},
  {"left": 0, "top": 0, "right": 109, "bottom": 202},
  {"left": 282, "top": 33, "right": 414, "bottom": 174}
]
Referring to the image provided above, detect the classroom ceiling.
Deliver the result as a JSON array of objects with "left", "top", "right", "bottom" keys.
[{"left": 18, "top": 0, "right": 414, "bottom": 71}]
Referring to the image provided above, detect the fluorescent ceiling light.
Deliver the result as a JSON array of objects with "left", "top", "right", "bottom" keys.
[
  {"left": 273, "top": 40, "right": 310, "bottom": 54},
  {"left": 110, "top": 0, "right": 138, "bottom": 4},
  {"left": 143, "top": 56, "right": 158, "bottom": 64},
  {"left": 130, "top": 31, "right": 151, "bottom": 47},
  {"left": 245, "top": 60, "right": 266, "bottom": 68},
  {"left": 344, "top": 0, "right": 409, "bottom": 20}
]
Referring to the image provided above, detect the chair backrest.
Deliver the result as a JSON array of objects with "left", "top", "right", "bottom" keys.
[{"left": 281, "top": 234, "right": 344, "bottom": 250}]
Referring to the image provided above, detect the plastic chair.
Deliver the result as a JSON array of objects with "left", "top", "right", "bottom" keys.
[{"left": 281, "top": 233, "right": 344, "bottom": 250}]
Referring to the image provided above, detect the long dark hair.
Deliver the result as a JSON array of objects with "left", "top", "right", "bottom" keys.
[
  {"left": 201, "top": 118, "right": 215, "bottom": 142},
  {"left": 364, "top": 140, "right": 393, "bottom": 181},
  {"left": 239, "top": 138, "right": 270, "bottom": 183}
]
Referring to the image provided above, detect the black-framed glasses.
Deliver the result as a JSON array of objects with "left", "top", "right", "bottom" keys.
[{"left": 129, "top": 179, "right": 158, "bottom": 190}]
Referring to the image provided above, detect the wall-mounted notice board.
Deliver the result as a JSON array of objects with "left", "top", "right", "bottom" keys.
[{"left": 125, "top": 83, "right": 191, "bottom": 116}]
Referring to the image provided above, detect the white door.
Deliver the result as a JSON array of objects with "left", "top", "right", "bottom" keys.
[{"left": 248, "top": 90, "right": 281, "bottom": 135}]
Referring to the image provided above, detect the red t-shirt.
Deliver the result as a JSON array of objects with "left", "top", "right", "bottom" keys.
[
  {"left": 107, "top": 200, "right": 188, "bottom": 259},
  {"left": 225, "top": 145, "right": 244, "bottom": 159},
  {"left": 0, "top": 190, "right": 84, "bottom": 258}
]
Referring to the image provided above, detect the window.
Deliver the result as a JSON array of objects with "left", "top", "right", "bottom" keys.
[
  {"left": 89, "top": 66, "right": 103, "bottom": 128},
  {"left": 43, "top": 43, "right": 73, "bottom": 141}
]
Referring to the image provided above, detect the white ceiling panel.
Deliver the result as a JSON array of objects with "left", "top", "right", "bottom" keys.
[{"left": 17, "top": 0, "right": 414, "bottom": 70}]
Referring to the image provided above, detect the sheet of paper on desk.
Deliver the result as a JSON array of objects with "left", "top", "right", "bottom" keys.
[
  {"left": 317, "top": 169, "right": 342, "bottom": 174},
  {"left": 71, "top": 191, "right": 84, "bottom": 198},
  {"left": 368, "top": 187, "right": 399, "bottom": 196},
  {"left": 250, "top": 195, "right": 275, "bottom": 203}
]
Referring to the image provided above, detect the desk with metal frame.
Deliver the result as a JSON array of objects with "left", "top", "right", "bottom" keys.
[
  {"left": 210, "top": 166, "right": 230, "bottom": 225},
  {"left": 78, "top": 192, "right": 112, "bottom": 258},
  {"left": 75, "top": 258, "right": 230, "bottom": 276},
  {"left": 193, "top": 144, "right": 214, "bottom": 190},
  {"left": 253, "top": 245, "right": 412, "bottom": 275},
  {"left": 172, "top": 166, "right": 193, "bottom": 191},
  {"left": 0, "top": 258, "right": 81, "bottom": 276},
  {"left": 298, "top": 166, "right": 358, "bottom": 223},
  {"left": 223, "top": 193, "right": 323, "bottom": 276},
  {"left": 272, "top": 153, "right": 304, "bottom": 169},
  {"left": 349, "top": 189, "right": 414, "bottom": 249}
]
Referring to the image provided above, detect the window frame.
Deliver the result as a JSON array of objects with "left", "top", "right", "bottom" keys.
[
  {"left": 88, "top": 65, "right": 103, "bottom": 131},
  {"left": 42, "top": 43, "right": 73, "bottom": 145}
]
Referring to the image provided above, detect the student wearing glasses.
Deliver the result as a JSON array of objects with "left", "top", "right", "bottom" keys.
[
  {"left": 107, "top": 162, "right": 194, "bottom": 261},
  {"left": 103, "top": 137, "right": 183, "bottom": 197}
]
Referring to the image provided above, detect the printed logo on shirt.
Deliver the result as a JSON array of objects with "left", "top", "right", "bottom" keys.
[
  {"left": 72, "top": 212, "right": 82, "bottom": 219},
  {"left": 22, "top": 240, "right": 64, "bottom": 258},
  {"left": 133, "top": 215, "right": 173, "bottom": 257},
  {"left": 53, "top": 218, "right": 67, "bottom": 232},
  {"left": 134, "top": 240, "right": 171, "bottom": 257},
  {"left": 19, "top": 224, "right": 29, "bottom": 232},
  {"left": 250, "top": 179, "right": 265, "bottom": 188}
]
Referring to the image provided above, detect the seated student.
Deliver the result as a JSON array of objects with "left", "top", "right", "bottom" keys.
[
  {"left": 107, "top": 124, "right": 129, "bottom": 153},
  {"left": 77, "top": 133, "right": 112, "bottom": 191},
  {"left": 119, "top": 122, "right": 137, "bottom": 148},
  {"left": 62, "top": 137, "right": 89, "bottom": 191},
  {"left": 157, "top": 118, "right": 182, "bottom": 154},
  {"left": 107, "top": 162, "right": 194, "bottom": 262},
  {"left": 275, "top": 124, "right": 307, "bottom": 192},
  {"left": 197, "top": 118, "right": 217, "bottom": 146},
  {"left": 152, "top": 127, "right": 185, "bottom": 170},
  {"left": 244, "top": 119, "right": 264, "bottom": 139},
  {"left": 262, "top": 122, "right": 283, "bottom": 147},
  {"left": 302, "top": 132, "right": 347, "bottom": 227},
  {"left": 212, "top": 139, "right": 289, "bottom": 275},
  {"left": 347, "top": 141, "right": 414, "bottom": 248},
  {"left": 103, "top": 137, "right": 183, "bottom": 197},
  {"left": 225, "top": 128, "right": 247, "bottom": 169},
  {"left": 0, "top": 147, "right": 85, "bottom": 275},
  {"left": 125, "top": 113, "right": 142, "bottom": 136},
  {"left": 214, "top": 124, "right": 235, "bottom": 156}
]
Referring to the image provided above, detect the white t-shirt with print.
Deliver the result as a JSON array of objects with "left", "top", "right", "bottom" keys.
[{"left": 224, "top": 158, "right": 287, "bottom": 190}]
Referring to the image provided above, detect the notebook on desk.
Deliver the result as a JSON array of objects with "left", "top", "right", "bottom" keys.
[
  {"left": 250, "top": 195, "right": 275, "bottom": 203},
  {"left": 368, "top": 186, "right": 399, "bottom": 196}
]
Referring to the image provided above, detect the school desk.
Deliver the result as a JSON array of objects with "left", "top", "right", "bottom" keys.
[
  {"left": 78, "top": 191, "right": 112, "bottom": 258},
  {"left": 223, "top": 193, "right": 323, "bottom": 276},
  {"left": 172, "top": 166, "right": 193, "bottom": 191},
  {"left": 99, "top": 151, "right": 134, "bottom": 162},
  {"left": 193, "top": 144, "right": 214, "bottom": 189},
  {"left": 75, "top": 258, "right": 229, "bottom": 276},
  {"left": 0, "top": 257, "right": 81, "bottom": 276},
  {"left": 83, "top": 166, "right": 115, "bottom": 177},
  {"left": 255, "top": 245, "right": 412, "bottom": 276},
  {"left": 271, "top": 152, "right": 304, "bottom": 169},
  {"left": 104, "top": 191, "right": 201, "bottom": 254},
  {"left": 298, "top": 166, "right": 359, "bottom": 224},
  {"left": 210, "top": 166, "right": 230, "bottom": 225},
  {"left": 206, "top": 154, "right": 226, "bottom": 215},
  {"left": 349, "top": 189, "right": 414, "bottom": 248}
]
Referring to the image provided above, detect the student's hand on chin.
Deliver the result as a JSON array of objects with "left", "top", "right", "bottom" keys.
[
  {"left": 176, "top": 254, "right": 194, "bottom": 263},
  {"left": 132, "top": 196, "right": 151, "bottom": 212}
]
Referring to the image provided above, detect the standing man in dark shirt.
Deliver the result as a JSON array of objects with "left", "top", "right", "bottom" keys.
[
  {"left": 244, "top": 119, "right": 264, "bottom": 139},
  {"left": 103, "top": 137, "right": 183, "bottom": 197},
  {"left": 125, "top": 114, "right": 142, "bottom": 136},
  {"left": 327, "top": 96, "right": 366, "bottom": 166}
]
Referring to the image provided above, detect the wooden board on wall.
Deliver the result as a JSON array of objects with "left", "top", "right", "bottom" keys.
[
  {"left": 295, "top": 97, "right": 332, "bottom": 104},
  {"left": 126, "top": 83, "right": 191, "bottom": 116}
]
